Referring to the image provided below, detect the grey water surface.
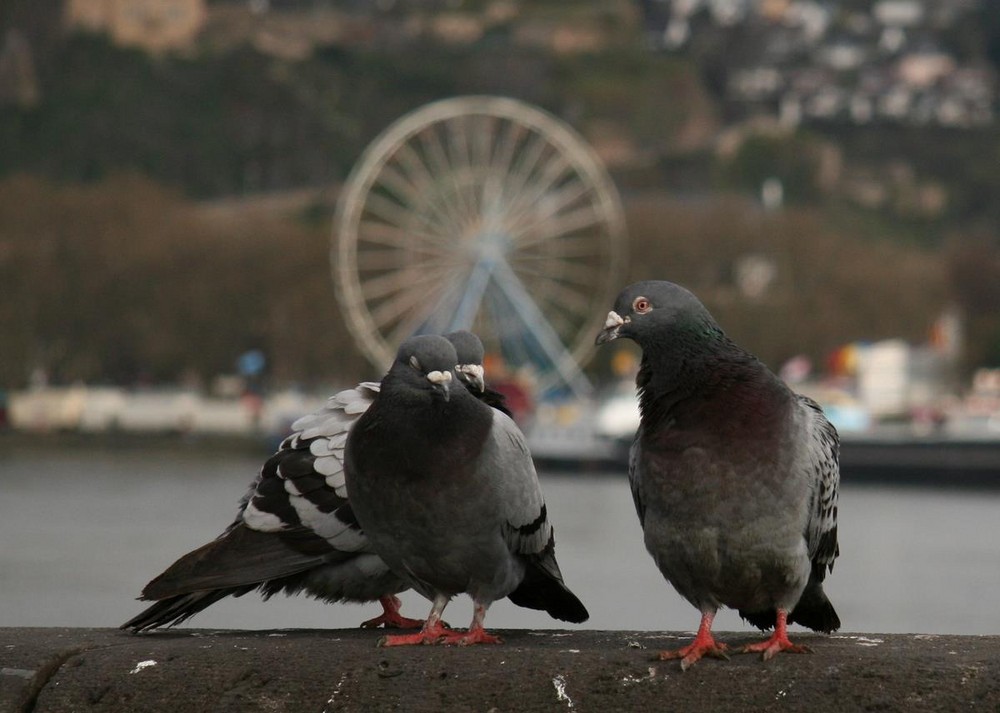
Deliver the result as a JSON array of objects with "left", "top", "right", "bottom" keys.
[{"left": 1, "top": 444, "right": 998, "bottom": 636}]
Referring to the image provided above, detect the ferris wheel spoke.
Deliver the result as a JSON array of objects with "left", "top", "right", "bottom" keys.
[
  {"left": 417, "top": 127, "right": 472, "bottom": 231},
  {"left": 369, "top": 276, "right": 450, "bottom": 331},
  {"left": 510, "top": 234, "right": 608, "bottom": 259},
  {"left": 373, "top": 163, "right": 426, "bottom": 210},
  {"left": 392, "top": 141, "right": 437, "bottom": 191},
  {"left": 484, "top": 120, "right": 525, "bottom": 199},
  {"left": 360, "top": 261, "right": 458, "bottom": 302},
  {"left": 497, "top": 132, "right": 550, "bottom": 209},
  {"left": 511, "top": 260, "right": 605, "bottom": 289},
  {"left": 384, "top": 285, "right": 457, "bottom": 345},
  {"left": 504, "top": 175, "right": 590, "bottom": 235},
  {"left": 354, "top": 244, "right": 454, "bottom": 269},
  {"left": 512, "top": 276, "right": 586, "bottom": 324},
  {"left": 356, "top": 220, "right": 454, "bottom": 255},
  {"left": 470, "top": 114, "right": 498, "bottom": 171},
  {"left": 360, "top": 192, "right": 431, "bottom": 233},
  {"left": 390, "top": 143, "right": 461, "bottom": 235},
  {"left": 503, "top": 158, "right": 575, "bottom": 226},
  {"left": 506, "top": 178, "right": 591, "bottom": 237},
  {"left": 522, "top": 275, "right": 595, "bottom": 316},
  {"left": 445, "top": 115, "right": 479, "bottom": 221},
  {"left": 508, "top": 204, "right": 604, "bottom": 249}
]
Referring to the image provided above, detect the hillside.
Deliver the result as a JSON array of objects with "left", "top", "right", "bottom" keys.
[{"left": 0, "top": 0, "right": 998, "bottom": 386}]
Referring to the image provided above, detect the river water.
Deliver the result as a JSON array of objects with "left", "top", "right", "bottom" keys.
[{"left": 1, "top": 443, "right": 998, "bottom": 636}]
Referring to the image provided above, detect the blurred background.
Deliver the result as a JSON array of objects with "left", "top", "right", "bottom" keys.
[{"left": 1, "top": 0, "right": 999, "bottom": 636}]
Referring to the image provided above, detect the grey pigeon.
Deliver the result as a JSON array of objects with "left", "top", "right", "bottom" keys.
[
  {"left": 345, "top": 334, "right": 588, "bottom": 646},
  {"left": 595, "top": 280, "right": 840, "bottom": 668},
  {"left": 121, "top": 331, "right": 501, "bottom": 632}
]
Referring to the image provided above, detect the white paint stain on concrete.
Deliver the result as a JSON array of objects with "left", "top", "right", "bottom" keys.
[
  {"left": 552, "top": 673, "right": 574, "bottom": 708},
  {"left": 129, "top": 660, "right": 157, "bottom": 674}
]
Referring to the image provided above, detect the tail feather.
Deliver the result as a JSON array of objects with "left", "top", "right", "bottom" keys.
[
  {"left": 122, "top": 523, "right": 338, "bottom": 633},
  {"left": 788, "top": 578, "right": 840, "bottom": 633},
  {"left": 141, "top": 525, "right": 327, "bottom": 600},
  {"left": 508, "top": 554, "right": 589, "bottom": 624},
  {"left": 739, "top": 571, "right": 840, "bottom": 634},
  {"left": 121, "top": 586, "right": 255, "bottom": 632}
]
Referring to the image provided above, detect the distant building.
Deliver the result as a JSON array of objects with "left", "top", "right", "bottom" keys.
[
  {"left": 872, "top": 0, "right": 924, "bottom": 28},
  {"left": 0, "top": 29, "right": 39, "bottom": 107},
  {"left": 63, "top": 0, "right": 207, "bottom": 52},
  {"left": 897, "top": 50, "right": 956, "bottom": 88}
]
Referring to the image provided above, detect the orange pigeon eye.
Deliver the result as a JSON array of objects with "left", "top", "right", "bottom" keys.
[{"left": 633, "top": 297, "right": 652, "bottom": 314}]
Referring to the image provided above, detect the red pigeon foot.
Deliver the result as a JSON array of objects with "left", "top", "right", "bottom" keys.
[
  {"left": 658, "top": 612, "right": 730, "bottom": 670},
  {"left": 377, "top": 618, "right": 455, "bottom": 647},
  {"left": 439, "top": 623, "right": 503, "bottom": 646},
  {"left": 360, "top": 596, "right": 423, "bottom": 629},
  {"left": 740, "top": 609, "right": 814, "bottom": 660}
]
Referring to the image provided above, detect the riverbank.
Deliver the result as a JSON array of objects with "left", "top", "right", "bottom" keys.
[{"left": 2, "top": 628, "right": 997, "bottom": 712}]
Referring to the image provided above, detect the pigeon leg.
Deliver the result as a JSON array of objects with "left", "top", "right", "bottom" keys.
[
  {"left": 441, "top": 602, "right": 502, "bottom": 646},
  {"left": 740, "top": 609, "right": 813, "bottom": 660},
  {"left": 657, "top": 610, "right": 730, "bottom": 670},
  {"left": 378, "top": 594, "right": 451, "bottom": 646},
  {"left": 360, "top": 595, "right": 425, "bottom": 629}
]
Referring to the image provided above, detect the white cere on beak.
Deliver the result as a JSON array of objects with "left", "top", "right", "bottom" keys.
[
  {"left": 604, "top": 311, "right": 626, "bottom": 329},
  {"left": 457, "top": 364, "right": 484, "bottom": 380},
  {"left": 426, "top": 370, "right": 453, "bottom": 385},
  {"left": 456, "top": 363, "right": 485, "bottom": 392}
]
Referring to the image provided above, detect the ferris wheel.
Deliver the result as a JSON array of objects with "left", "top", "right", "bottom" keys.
[{"left": 333, "top": 96, "right": 627, "bottom": 396}]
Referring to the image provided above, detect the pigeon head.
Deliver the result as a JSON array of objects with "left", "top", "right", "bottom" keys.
[
  {"left": 595, "top": 280, "right": 720, "bottom": 348},
  {"left": 445, "top": 330, "right": 486, "bottom": 393},
  {"left": 394, "top": 335, "right": 457, "bottom": 402}
]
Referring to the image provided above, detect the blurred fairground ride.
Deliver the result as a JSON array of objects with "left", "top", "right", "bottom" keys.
[{"left": 333, "top": 96, "right": 627, "bottom": 397}]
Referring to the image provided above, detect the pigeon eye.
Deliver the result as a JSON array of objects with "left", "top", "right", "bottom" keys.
[
  {"left": 633, "top": 297, "right": 652, "bottom": 314},
  {"left": 408, "top": 355, "right": 422, "bottom": 371}
]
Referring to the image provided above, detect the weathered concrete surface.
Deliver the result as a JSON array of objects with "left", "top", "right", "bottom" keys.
[{"left": 2, "top": 628, "right": 997, "bottom": 712}]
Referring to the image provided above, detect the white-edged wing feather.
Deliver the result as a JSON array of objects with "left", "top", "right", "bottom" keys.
[
  {"left": 240, "top": 382, "right": 381, "bottom": 555},
  {"left": 799, "top": 395, "right": 841, "bottom": 571}
]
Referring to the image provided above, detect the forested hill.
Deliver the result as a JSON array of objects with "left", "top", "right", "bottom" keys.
[{"left": 0, "top": 1, "right": 998, "bottom": 387}]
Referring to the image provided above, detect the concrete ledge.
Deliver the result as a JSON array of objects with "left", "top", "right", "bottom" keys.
[{"left": 2, "top": 628, "right": 998, "bottom": 712}]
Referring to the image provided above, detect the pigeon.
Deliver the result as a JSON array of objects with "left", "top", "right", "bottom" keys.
[
  {"left": 344, "top": 334, "right": 588, "bottom": 646},
  {"left": 121, "top": 331, "right": 502, "bottom": 632},
  {"left": 444, "top": 330, "right": 513, "bottom": 418},
  {"left": 595, "top": 280, "right": 840, "bottom": 668}
]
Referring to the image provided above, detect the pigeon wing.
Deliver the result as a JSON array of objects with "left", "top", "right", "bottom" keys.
[
  {"left": 485, "top": 410, "right": 589, "bottom": 623},
  {"left": 482, "top": 410, "right": 552, "bottom": 557},
  {"left": 627, "top": 428, "right": 647, "bottom": 526},
  {"left": 240, "top": 383, "right": 379, "bottom": 554},
  {"left": 800, "top": 395, "right": 841, "bottom": 574}
]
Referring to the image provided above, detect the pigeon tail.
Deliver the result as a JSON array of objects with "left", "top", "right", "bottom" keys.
[
  {"left": 739, "top": 572, "right": 840, "bottom": 634},
  {"left": 139, "top": 525, "right": 330, "bottom": 600},
  {"left": 121, "top": 586, "right": 255, "bottom": 632},
  {"left": 507, "top": 553, "right": 589, "bottom": 623},
  {"left": 788, "top": 578, "right": 840, "bottom": 633}
]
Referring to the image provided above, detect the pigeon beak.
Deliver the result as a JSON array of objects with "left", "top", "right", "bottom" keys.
[
  {"left": 427, "top": 370, "right": 452, "bottom": 401},
  {"left": 457, "top": 364, "right": 485, "bottom": 393},
  {"left": 595, "top": 310, "right": 626, "bottom": 345}
]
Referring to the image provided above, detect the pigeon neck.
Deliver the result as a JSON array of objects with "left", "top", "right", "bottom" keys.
[{"left": 635, "top": 324, "right": 779, "bottom": 423}]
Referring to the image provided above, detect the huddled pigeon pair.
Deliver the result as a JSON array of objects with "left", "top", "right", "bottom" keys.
[
  {"left": 124, "top": 280, "right": 840, "bottom": 664},
  {"left": 122, "top": 331, "right": 588, "bottom": 644}
]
